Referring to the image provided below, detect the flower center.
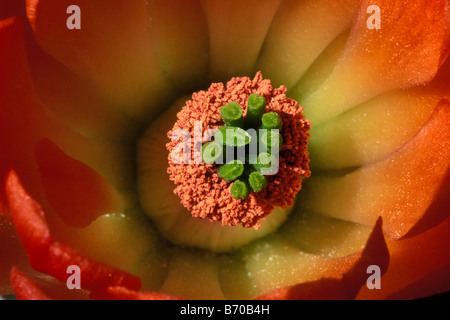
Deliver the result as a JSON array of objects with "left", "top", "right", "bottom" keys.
[
  {"left": 207, "top": 97, "right": 285, "bottom": 201},
  {"left": 166, "top": 72, "right": 311, "bottom": 229},
  {"left": 136, "top": 72, "right": 311, "bottom": 252}
]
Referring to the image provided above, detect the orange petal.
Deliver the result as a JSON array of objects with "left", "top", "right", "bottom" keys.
[
  {"left": 307, "top": 54, "right": 450, "bottom": 170},
  {"left": 308, "top": 76, "right": 450, "bottom": 170},
  {"left": 10, "top": 266, "right": 51, "bottom": 300},
  {"left": 301, "top": 0, "right": 450, "bottom": 125},
  {"left": 405, "top": 173, "right": 450, "bottom": 238},
  {"left": 5, "top": 170, "right": 142, "bottom": 293},
  {"left": 200, "top": 0, "right": 283, "bottom": 81},
  {"left": 146, "top": 0, "right": 209, "bottom": 92},
  {"left": 26, "top": 0, "right": 174, "bottom": 120},
  {"left": 256, "top": 0, "right": 360, "bottom": 88},
  {"left": 357, "top": 217, "right": 450, "bottom": 299},
  {"left": 26, "top": 38, "right": 141, "bottom": 141},
  {"left": 258, "top": 218, "right": 389, "bottom": 299},
  {"left": 302, "top": 100, "right": 450, "bottom": 239},
  {"left": 361, "top": 178, "right": 450, "bottom": 299}
]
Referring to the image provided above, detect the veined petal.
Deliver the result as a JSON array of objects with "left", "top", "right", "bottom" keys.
[
  {"left": 301, "top": 0, "right": 450, "bottom": 125},
  {"left": 301, "top": 100, "right": 450, "bottom": 239},
  {"left": 26, "top": 0, "right": 175, "bottom": 120},
  {"left": 257, "top": 0, "right": 360, "bottom": 88},
  {"left": 200, "top": 0, "right": 283, "bottom": 81}
]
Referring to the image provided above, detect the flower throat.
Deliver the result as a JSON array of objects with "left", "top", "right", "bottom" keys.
[{"left": 164, "top": 72, "right": 311, "bottom": 229}]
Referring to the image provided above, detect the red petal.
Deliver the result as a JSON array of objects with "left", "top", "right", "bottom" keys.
[
  {"left": 44, "top": 242, "right": 141, "bottom": 292},
  {"left": 10, "top": 266, "right": 92, "bottom": 300},
  {"left": 258, "top": 217, "right": 389, "bottom": 299},
  {"left": 10, "top": 266, "right": 51, "bottom": 300},
  {"left": 0, "top": 1, "right": 25, "bottom": 20},
  {"left": 0, "top": 17, "right": 35, "bottom": 215},
  {"left": 0, "top": 216, "right": 29, "bottom": 294},
  {"left": 5, "top": 170, "right": 53, "bottom": 257},
  {"left": 92, "top": 286, "right": 183, "bottom": 300},
  {"left": 5, "top": 170, "right": 142, "bottom": 294}
]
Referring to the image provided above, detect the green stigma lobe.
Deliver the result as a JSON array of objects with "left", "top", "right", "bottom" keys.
[
  {"left": 218, "top": 160, "right": 244, "bottom": 182},
  {"left": 245, "top": 94, "right": 266, "bottom": 129},
  {"left": 230, "top": 180, "right": 250, "bottom": 199},
  {"left": 220, "top": 102, "right": 244, "bottom": 128},
  {"left": 202, "top": 141, "right": 223, "bottom": 164},
  {"left": 252, "top": 152, "right": 278, "bottom": 175},
  {"left": 248, "top": 171, "right": 268, "bottom": 193},
  {"left": 260, "top": 130, "right": 283, "bottom": 154},
  {"left": 260, "top": 112, "right": 283, "bottom": 130},
  {"left": 216, "top": 126, "right": 252, "bottom": 147}
]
